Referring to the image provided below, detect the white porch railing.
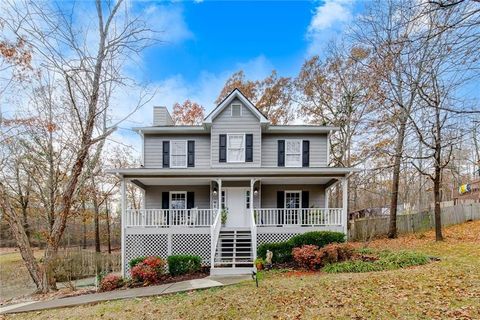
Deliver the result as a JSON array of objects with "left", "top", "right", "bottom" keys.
[
  {"left": 254, "top": 208, "right": 343, "bottom": 227},
  {"left": 126, "top": 209, "right": 216, "bottom": 227}
]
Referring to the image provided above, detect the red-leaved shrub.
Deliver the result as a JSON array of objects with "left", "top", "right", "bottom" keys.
[
  {"left": 99, "top": 274, "right": 123, "bottom": 292},
  {"left": 292, "top": 243, "right": 355, "bottom": 270},
  {"left": 292, "top": 245, "right": 323, "bottom": 270},
  {"left": 130, "top": 256, "right": 166, "bottom": 284}
]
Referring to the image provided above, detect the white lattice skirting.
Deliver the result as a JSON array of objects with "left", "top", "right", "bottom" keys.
[
  {"left": 257, "top": 233, "right": 300, "bottom": 246},
  {"left": 124, "top": 229, "right": 211, "bottom": 273}
]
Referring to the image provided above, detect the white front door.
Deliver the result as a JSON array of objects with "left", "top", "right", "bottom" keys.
[{"left": 225, "top": 187, "right": 249, "bottom": 228}]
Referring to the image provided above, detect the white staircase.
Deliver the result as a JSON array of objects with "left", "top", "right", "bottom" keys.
[{"left": 210, "top": 228, "right": 254, "bottom": 275}]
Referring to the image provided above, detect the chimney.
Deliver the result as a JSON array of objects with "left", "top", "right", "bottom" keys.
[{"left": 153, "top": 106, "right": 174, "bottom": 126}]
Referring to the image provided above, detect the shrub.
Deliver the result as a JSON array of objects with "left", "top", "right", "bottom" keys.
[
  {"left": 258, "top": 231, "right": 346, "bottom": 264},
  {"left": 99, "top": 273, "right": 124, "bottom": 291},
  {"left": 129, "top": 256, "right": 146, "bottom": 268},
  {"left": 130, "top": 256, "right": 166, "bottom": 283},
  {"left": 292, "top": 245, "right": 322, "bottom": 270},
  {"left": 289, "top": 231, "right": 345, "bottom": 248},
  {"left": 167, "top": 255, "right": 201, "bottom": 276},
  {"left": 292, "top": 243, "right": 355, "bottom": 270},
  {"left": 257, "top": 242, "right": 294, "bottom": 264}
]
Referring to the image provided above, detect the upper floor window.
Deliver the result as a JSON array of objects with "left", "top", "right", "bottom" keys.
[
  {"left": 227, "top": 134, "right": 245, "bottom": 162},
  {"left": 170, "top": 140, "right": 187, "bottom": 168},
  {"left": 231, "top": 103, "right": 242, "bottom": 117},
  {"left": 285, "top": 140, "right": 302, "bottom": 167}
]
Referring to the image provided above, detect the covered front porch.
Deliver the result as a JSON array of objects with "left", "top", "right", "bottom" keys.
[{"left": 114, "top": 168, "right": 351, "bottom": 276}]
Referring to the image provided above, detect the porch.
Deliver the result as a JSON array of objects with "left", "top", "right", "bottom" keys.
[{"left": 115, "top": 169, "right": 351, "bottom": 276}]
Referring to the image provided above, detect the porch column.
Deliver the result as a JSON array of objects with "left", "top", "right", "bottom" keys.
[
  {"left": 120, "top": 177, "right": 127, "bottom": 277},
  {"left": 342, "top": 177, "right": 348, "bottom": 236},
  {"left": 250, "top": 178, "right": 257, "bottom": 262},
  {"left": 217, "top": 179, "right": 222, "bottom": 210},
  {"left": 325, "top": 187, "right": 329, "bottom": 210}
]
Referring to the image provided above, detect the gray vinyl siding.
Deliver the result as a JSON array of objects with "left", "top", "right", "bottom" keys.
[
  {"left": 260, "top": 184, "right": 326, "bottom": 208},
  {"left": 144, "top": 185, "right": 211, "bottom": 209},
  {"left": 211, "top": 98, "right": 262, "bottom": 167},
  {"left": 261, "top": 134, "right": 328, "bottom": 167},
  {"left": 143, "top": 134, "right": 210, "bottom": 168}
]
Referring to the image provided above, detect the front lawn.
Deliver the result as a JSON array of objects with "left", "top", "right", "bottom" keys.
[{"left": 6, "top": 220, "right": 480, "bottom": 319}]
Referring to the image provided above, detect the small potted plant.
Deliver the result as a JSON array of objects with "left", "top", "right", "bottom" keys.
[
  {"left": 255, "top": 257, "right": 264, "bottom": 271},
  {"left": 221, "top": 208, "right": 228, "bottom": 226}
]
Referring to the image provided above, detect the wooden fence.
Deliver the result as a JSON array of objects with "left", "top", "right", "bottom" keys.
[{"left": 348, "top": 203, "right": 480, "bottom": 241}]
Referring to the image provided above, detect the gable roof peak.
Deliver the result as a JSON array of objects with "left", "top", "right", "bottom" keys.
[{"left": 204, "top": 88, "right": 269, "bottom": 124}]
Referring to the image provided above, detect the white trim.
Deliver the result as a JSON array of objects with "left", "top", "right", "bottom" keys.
[
  {"left": 230, "top": 103, "right": 242, "bottom": 117},
  {"left": 327, "top": 131, "right": 331, "bottom": 166},
  {"left": 285, "top": 139, "right": 302, "bottom": 168},
  {"left": 169, "top": 191, "right": 187, "bottom": 209},
  {"left": 140, "top": 130, "right": 144, "bottom": 167},
  {"left": 226, "top": 133, "right": 246, "bottom": 163},
  {"left": 204, "top": 89, "right": 269, "bottom": 124},
  {"left": 169, "top": 140, "right": 188, "bottom": 168},
  {"left": 284, "top": 190, "right": 302, "bottom": 209}
]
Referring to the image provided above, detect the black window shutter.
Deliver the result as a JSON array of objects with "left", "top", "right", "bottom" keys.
[
  {"left": 302, "top": 191, "right": 309, "bottom": 208},
  {"left": 277, "top": 191, "right": 285, "bottom": 208},
  {"left": 245, "top": 134, "right": 253, "bottom": 162},
  {"left": 162, "top": 141, "right": 170, "bottom": 168},
  {"left": 277, "top": 191, "right": 284, "bottom": 225},
  {"left": 219, "top": 134, "right": 227, "bottom": 162},
  {"left": 162, "top": 192, "right": 169, "bottom": 209},
  {"left": 278, "top": 140, "right": 285, "bottom": 167},
  {"left": 302, "top": 140, "right": 310, "bottom": 167},
  {"left": 187, "top": 192, "right": 195, "bottom": 209},
  {"left": 187, "top": 140, "right": 195, "bottom": 167}
]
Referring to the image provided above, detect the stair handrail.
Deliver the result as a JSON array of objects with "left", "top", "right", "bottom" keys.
[{"left": 210, "top": 207, "right": 222, "bottom": 268}]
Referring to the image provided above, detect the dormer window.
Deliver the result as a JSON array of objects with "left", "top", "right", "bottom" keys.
[{"left": 231, "top": 103, "right": 242, "bottom": 117}]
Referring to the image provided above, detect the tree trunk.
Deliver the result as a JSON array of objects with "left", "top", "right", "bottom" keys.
[
  {"left": 1, "top": 195, "right": 48, "bottom": 292},
  {"left": 93, "top": 188, "right": 101, "bottom": 253},
  {"left": 82, "top": 201, "right": 87, "bottom": 249},
  {"left": 388, "top": 115, "right": 407, "bottom": 238},
  {"left": 106, "top": 199, "right": 111, "bottom": 254},
  {"left": 433, "top": 168, "right": 443, "bottom": 241}
]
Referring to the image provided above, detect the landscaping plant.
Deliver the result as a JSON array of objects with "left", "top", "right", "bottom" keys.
[
  {"left": 99, "top": 273, "right": 124, "bottom": 292},
  {"left": 130, "top": 256, "right": 166, "bottom": 284},
  {"left": 292, "top": 243, "right": 355, "bottom": 270},
  {"left": 167, "top": 255, "right": 202, "bottom": 276},
  {"left": 258, "top": 231, "right": 346, "bottom": 264}
]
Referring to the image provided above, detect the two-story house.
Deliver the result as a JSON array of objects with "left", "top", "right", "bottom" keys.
[{"left": 110, "top": 89, "right": 356, "bottom": 276}]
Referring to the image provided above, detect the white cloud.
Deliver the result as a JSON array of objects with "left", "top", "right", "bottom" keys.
[
  {"left": 306, "top": 0, "right": 355, "bottom": 56},
  {"left": 143, "top": 4, "right": 193, "bottom": 44}
]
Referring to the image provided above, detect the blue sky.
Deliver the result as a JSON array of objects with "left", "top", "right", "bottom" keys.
[{"left": 117, "top": 0, "right": 365, "bottom": 132}]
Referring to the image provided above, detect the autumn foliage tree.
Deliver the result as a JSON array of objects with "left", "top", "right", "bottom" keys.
[
  {"left": 172, "top": 100, "right": 205, "bottom": 125},
  {"left": 216, "top": 70, "right": 294, "bottom": 125}
]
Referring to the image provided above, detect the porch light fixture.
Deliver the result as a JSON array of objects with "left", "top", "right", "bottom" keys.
[
  {"left": 254, "top": 188, "right": 258, "bottom": 196},
  {"left": 213, "top": 187, "right": 218, "bottom": 196}
]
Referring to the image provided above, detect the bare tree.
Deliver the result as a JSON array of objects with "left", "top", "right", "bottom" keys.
[{"left": 0, "top": 0, "right": 153, "bottom": 292}]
